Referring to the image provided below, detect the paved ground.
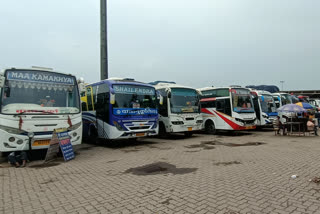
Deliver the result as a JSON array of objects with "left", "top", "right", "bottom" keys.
[{"left": 1, "top": 130, "right": 320, "bottom": 214}]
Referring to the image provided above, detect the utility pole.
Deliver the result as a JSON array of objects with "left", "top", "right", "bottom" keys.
[
  {"left": 280, "top": 80, "right": 285, "bottom": 91},
  {"left": 100, "top": 0, "right": 108, "bottom": 80}
]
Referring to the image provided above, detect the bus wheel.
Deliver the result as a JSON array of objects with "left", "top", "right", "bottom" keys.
[
  {"left": 88, "top": 126, "right": 98, "bottom": 144},
  {"left": 205, "top": 121, "right": 216, "bottom": 135},
  {"left": 184, "top": 132, "right": 193, "bottom": 137},
  {"left": 159, "top": 123, "right": 168, "bottom": 138}
]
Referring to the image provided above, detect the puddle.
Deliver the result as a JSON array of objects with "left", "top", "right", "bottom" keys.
[
  {"left": 125, "top": 162, "right": 197, "bottom": 176},
  {"left": 28, "top": 162, "right": 61, "bottom": 168},
  {"left": 184, "top": 142, "right": 215, "bottom": 150},
  {"left": 201, "top": 140, "right": 265, "bottom": 147},
  {"left": 213, "top": 161, "right": 241, "bottom": 166}
]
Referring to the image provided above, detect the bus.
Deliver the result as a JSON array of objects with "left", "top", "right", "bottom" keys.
[
  {"left": 150, "top": 81, "right": 202, "bottom": 137},
  {"left": 199, "top": 87, "right": 256, "bottom": 134},
  {"left": 81, "top": 78, "right": 158, "bottom": 141},
  {"left": 0, "top": 67, "right": 82, "bottom": 152},
  {"left": 250, "top": 90, "right": 277, "bottom": 126},
  {"left": 272, "top": 93, "right": 292, "bottom": 108}
]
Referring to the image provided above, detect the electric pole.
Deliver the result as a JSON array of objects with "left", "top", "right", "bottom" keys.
[{"left": 100, "top": 0, "right": 108, "bottom": 80}]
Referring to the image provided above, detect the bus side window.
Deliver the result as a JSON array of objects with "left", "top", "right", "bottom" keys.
[
  {"left": 216, "top": 99, "right": 225, "bottom": 113},
  {"left": 81, "top": 102, "right": 87, "bottom": 111},
  {"left": 224, "top": 99, "right": 232, "bottom": 116},
  {"left": 87, "top": 87, "right": 93, "bottom": 111}
]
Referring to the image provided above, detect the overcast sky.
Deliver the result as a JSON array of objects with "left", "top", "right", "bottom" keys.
[{"left": 1, "top": 0, "right": 319, "bottom": 90}]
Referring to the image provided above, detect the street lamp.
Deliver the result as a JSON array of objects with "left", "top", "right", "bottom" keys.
[{"left": 280, "top": 81, "right": 285, "bottom": 91}]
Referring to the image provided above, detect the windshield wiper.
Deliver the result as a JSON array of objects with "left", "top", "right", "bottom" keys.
[{"left": 14, "top": 110, "right": 55, "bottom": 117}]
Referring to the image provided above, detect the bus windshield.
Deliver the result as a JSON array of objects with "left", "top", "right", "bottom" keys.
[
  {"left": 170, "top": 88, "right": 200, "bottom": 114},
  {"left": 260, "top": 94, "right": 276, "bottom": 113},
  {"left": 281, "top": 94, "right": 292, "bottom": 106},
  {"left": 113, "top": 84, "right": 157, "bottom": 115},
  {"left": 231, "top": 88, "right": 254, "bottom": 113},
  {"left": 1, "top": 70, "right": 80, "bottom": 114}
]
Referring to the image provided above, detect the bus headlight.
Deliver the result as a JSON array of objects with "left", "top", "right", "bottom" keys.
[
  {"left": 113, "top": 121, "right": 124, "bottom": 131},
  {"left": 172, "top": 121, "right": 184, "bottom": 125},
  {"left": 0, "top": 125, "right": 24, "bottom": 134},
  {"left": 68, "top": 122, "right": 82, "bottom": 131},
  {"left": 196, "top": 120, "right": 203, "bottom": 124},
  {"left": 9, "top": 137, "right": 15, "bottom": 142},
  {"left": 16, "top": 139, "right": 24, "bottom": 145}
]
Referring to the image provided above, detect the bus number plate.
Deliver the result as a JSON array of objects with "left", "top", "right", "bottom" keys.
[
  {"left": 136, "top": 133, "right": 145, "bottom": 137},
  {"left": 188, "top": 127, "right": 192, "bottom": 131},
  {"left": 32, "top": 140, "right": 50, "bottom": 146}
]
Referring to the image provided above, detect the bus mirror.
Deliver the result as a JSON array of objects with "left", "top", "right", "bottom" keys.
[
  {"left": 4, "top": 87, "right": 10, "bottom": 97},
  {"left": 159, "top": 96, "right": 163, "bottom": 105},
  {"left": 168, "top": 92, "right": 171, "bottom": 99},
  {"left": 0, "top": 76, "right": 4, "bottom": 88},
  {"left": 110, "top": 94, "right": 115, "bottom": 105}
]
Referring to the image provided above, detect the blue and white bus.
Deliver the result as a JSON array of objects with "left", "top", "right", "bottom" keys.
[{"left": 81, "top": 78, "right": 158, "bottom": 141}]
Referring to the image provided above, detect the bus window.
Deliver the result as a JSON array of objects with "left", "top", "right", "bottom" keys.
[{"left": 87, "top": 87, "right": 93, "bottom": 110}]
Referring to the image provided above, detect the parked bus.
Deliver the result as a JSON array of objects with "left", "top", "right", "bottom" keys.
[
  {"left": 250, "top": 90, "right": 277, "bottom": 126},
  {"left": 150, "top": 81, "right": 202, "bottom": 137},
  {"left": 0, "top": 67, "right": 82, "bottom": 152},
  {"left": 272, "top": 93, "right": 292, "bottom": 108},
  {"left": 81, "top": 78, "right": 158, "bottom": 141},
  {"left": 199, "top": 87, "right": 256, "bottom": 134}
]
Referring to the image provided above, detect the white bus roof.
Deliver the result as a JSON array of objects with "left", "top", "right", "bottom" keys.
[
  {"left": 198, "top": 86, "right": 249, "bottom": 91},
  {"left": 154, "top": 83, "right": 196, "bottom": 90},
  {"left": 0, "top": 67, "right": 75, "bottom": 77}
]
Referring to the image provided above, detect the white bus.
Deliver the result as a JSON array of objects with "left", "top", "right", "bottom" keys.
[
  {"left": 250, "top": 90, "right": 277, "bottom": 127},
  {"left": 199, "top": 87, "right": 256, "bottom": 134},
  {"left": 272, "top": 93, "right": 292, "bottom": 108},
  {"left": 151, "top": 82, "right": 202, "bottom": 137},
  {"left": 0, "top": 67, "right": 82, "bottom": 152}
]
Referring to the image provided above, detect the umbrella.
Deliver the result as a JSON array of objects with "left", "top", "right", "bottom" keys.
[
  {"left": 295, "top": 102, "right": 315, "bottom": 110},
  {"left": 277, "top": 104, "right": 307, "bottom": 113}
]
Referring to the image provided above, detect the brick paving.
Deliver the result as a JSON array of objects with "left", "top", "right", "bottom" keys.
[{"left": 1, "top": 131, "right": 320, "bottom": 213}]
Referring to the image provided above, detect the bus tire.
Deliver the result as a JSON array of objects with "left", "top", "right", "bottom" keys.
[
  {"left": 159, "top": 122, "right": 168, "bottom": 138},
  {"left": 205, "top": 121, "right": 216, "bottom": 135},
  {"left": 88, "top": 126, "right": 98, "bottom": 144},
  {"left": 184, "top": 132, "right": 193, "bottom": 137}
]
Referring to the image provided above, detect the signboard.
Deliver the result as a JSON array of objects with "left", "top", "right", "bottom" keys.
[
  {"left": 44, "top": 128, "right": 75, "bottom": 162},
  {"left": 113, "top": 85, "right": 155, "bottom": 95},
  {"left": 113, "top": 108, "right": 158, "bottom": 116},
  {"left": 44, "top": 130, "right": 60, "bottom": 162},
  {"left": 6, "top": 70, "right": 74, "bottom": 85},
  {"left": 57, "top": 131, "right": 75, "bottom": 161}
]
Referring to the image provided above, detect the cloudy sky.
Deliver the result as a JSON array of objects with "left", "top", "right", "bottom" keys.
[{"left": 1, "top": 0, "right": 319, "bottom": 90}]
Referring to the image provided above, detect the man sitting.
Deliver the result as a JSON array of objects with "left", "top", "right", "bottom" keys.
[
  {"left": 8, "top": 151, "right": 28, "bottom": 168},
  {"left": 307, "top": 118, "right": 318, "bottom": 136},
  {"left": 274, "top": 116, "right": 286, "bottom": 135}
]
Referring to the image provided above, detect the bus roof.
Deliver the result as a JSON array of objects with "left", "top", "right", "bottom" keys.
[
  {"left": 153, "top": 82, "right": 196, "bottom": 90},
  {"left": 87, "top": 78, "right": 154, "bottom": 88},
  {"left": 1, "top": 67, "right": 75, "bottom": 78},
  {"left": 198, "top": 86, "right": 249, "bottom": 91}
]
